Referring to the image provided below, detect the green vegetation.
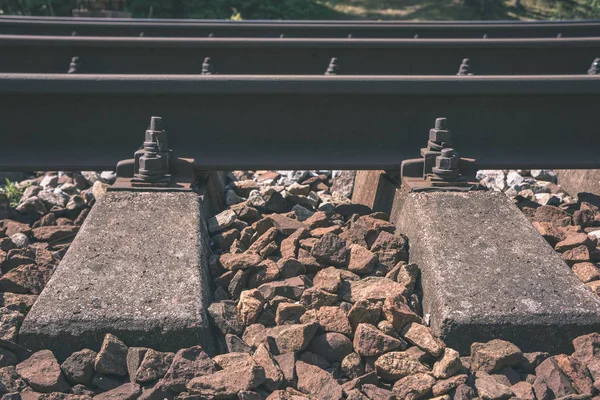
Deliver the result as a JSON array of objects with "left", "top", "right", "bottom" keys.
[
  {"left": 1, "top": 0, "right": 599, "bottom": 20},
  {"left": 1, "top": 179, "right": 25, "bottom": 208}
]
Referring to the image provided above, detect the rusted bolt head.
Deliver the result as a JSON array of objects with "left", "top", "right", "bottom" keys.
[
  {"left": 148, "top": 116, "right": 163, "bottom": 132},
  {"left": 441, "top": 148, "right": 454, "bottom": 157},
  {"left": 429, "top": 118, "right": 451, "bottom": 143},
  {"left": 435, "top": 118, "right": 447, "bottom": 130}
]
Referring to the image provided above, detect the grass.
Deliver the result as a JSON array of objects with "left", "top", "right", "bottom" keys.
[{"left": 1, "top": 179, "right": 25, "bottom": 208}]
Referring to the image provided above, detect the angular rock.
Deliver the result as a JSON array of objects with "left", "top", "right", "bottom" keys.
[
  {"left": 553, "top": 354, "right": 594, "bottom": 395},
  {"left": 238, "top": 289, "right": 266, "bottom": 326},
  {"left": 392, "top": 373, "right": 436, "bottom": 400},
  {"left": 295, "top": 361, "right": 343, "bottom": 400},
  {"left": 353, "top": 324, "right": 404, "bottom": 357},
  {"left": 341, "top": 353, "right": 364, "bottom": 379},
  {"left": 93, "top": 383, "right": 141, "bottom": 400},
  {"left": 307, "top": 333, "right": 353, "bottom": 363},
  {"left": 126, "top": 347, "right": 148, "bottom": 383},
  {"left": 0, "top": 309, "right": 23, "bottom": 342},
  {"left": 340, "top": 277, "right": 407, "bottom": 303},
  {"left": 383, "top": 295, "right": 422, "bottom": 332},
  {"left": 396, "top": 263, "right": 420, "bottom": 296},
  {"left": 370, "top": 231, "right": 408, "bottom": 268},
  {"left": 374, "top": 351, "right": 430, "bottom": 381},
  {"left": 572, "top": 333, "right": 600, "bottom": 363},
  {"left": 534, "top": 205, "right": 572, "bottom": 226},
  {"left": 274, "top": 353, "right": 296, "bottom": 388},
  {"left": 299, "top": 287, "right": 337, "bottom": 310},
  {"left": 304, "top": 212, "right": 329, "bottom": 230},
  {"left": 248, "top": 259, "right": 280, "bottom": 288},
  {"left": 258, "top": 276, "right": 309, "bottom": 301},
  {"left": 219, "top": 252, "right": 262, "bottom": 272},
  {"left": 135, "top": 349, "right": 175, "bottom": 384},
  {"left": 0, "top": 365, "right": 27, "bottom": 393},
  {"left": 562, "top": 245, "right": 591, "bottom": 266},
  {"left": 31, "top": 226, "right": 79, "bottom": 242},
  {"left": 2, "top": 221, "right": 32, "bottom": 238},
  {"left": 208, "top": 301, "right": 243, "bottom": 336},
  {"left": 341, "top": 371, "right": 379, "bottom": 393},
  {"left": 213, "top": 352, "right": 256, "bottom": 370},
  {"left": 556, "top": 233, "right": 596, "bottom": 252},
  {"left": 316, "top": 307, "right": 352, "bottom": 336},
  {"left": 273, "top": 323, "right": 319, "bottom": 354},
  {"left": 347, "top": 245, "right": 377, "bottom": 275},
  {"left": 511, "top": 381, "right": 536, "bottom": 400},
  {"left": 432, "top": 374, "right": 469, "bottom": 397},
  {"left": 268, "top": 214, "right": 305, "bottom": 236},
  {"left": 361, "top": 384, "right": 394, "bottom": 400},
  {"left": 94, "top": 333, "right": 129, "bottom": 377},
  {"left": 433, "top": 348, "right": 462, "bottom": 379},
  {"left": 280, "top": 228, "right": 309, "bottom": 259},
  {"left": 348, "top": 300, "right": 382, "bottom": 331},
  {"left": 231, "top": 180, "right": 259, "bottom": 198},
  {"left": 471, "top": 340, "right": 523, "bottom": 374},
  {"left": 248, "top": 228, "right": 278, "bottom": 254},
  {"left": 275, "top": 303, "right": 305, "bottom": 326},
  {"left": 534, "top": 357, "right": 577, "bottom": 398},
  {"left": 311, "top": 234, "right": 349, "bottom": 267},
  {"left": 208, "top": 210, "right": 239, "bottom": 235},
  {"left": 573, "top": 262, "right": 600, "bottom": 283},
  {"left": 313, "top": 267, "right": 342, "bottom": 294},
  {"left": 16, "top": 350, "right": 70, "bottom": 393},
  {"left": 253, "top": 344, "right": 283, "bottom": 391},
  {"left": 225, "top": 334, "right": 252, "bottom": 354},
  {"left": 474, "top": 371, "right": 513, "bottom": 400},
  {"left": 186, "top": 365, "right": 266, "bottom": 398},
  {"left": 60, "top": 349, "right": 96, "bottom": 385},
  {"left": 0, "top": 264, "right": 53, "bottom": 295},
  {"left": 401, "top": 323, "right": 445, "bottom": 357},
  {"left": 277, "top": 258, "right": 306, "bottom": 280}
]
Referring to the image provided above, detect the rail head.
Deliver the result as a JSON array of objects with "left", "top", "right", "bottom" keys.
[
  {"left": 2, "top": 34, "right": 600, "bottom": 49},
  {"left": 1, "top": 73, "right": 599, "bottom": 95}
]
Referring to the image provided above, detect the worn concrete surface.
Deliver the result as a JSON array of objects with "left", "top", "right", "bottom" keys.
[
  {"left": 392, "top": 189, "right": 600, "bottom": 355},
  {"left": 556, "top": 170, "right": 600, "bottom": 198},
  {"left": 351, "top": 170, "right": 398, "bottom": 214},
  {"left": 19, "top": 191, "right": 215, "bottom": 360}
]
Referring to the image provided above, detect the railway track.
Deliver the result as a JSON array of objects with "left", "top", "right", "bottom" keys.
[
  {"left": 1, "top": 15, "right": 599, "bottom": 38},
  {"left": 1, "top": 35, "right": 600, "bottom": 75},
  {"left": 1, "top": 17, "right": 600, "bottom": 400},
  {"left": 0, "top": 73, "right": 599, "bottom": 171}
]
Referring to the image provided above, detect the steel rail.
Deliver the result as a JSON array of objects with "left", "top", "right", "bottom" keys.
[
  {"left": 0, "top": 73, "right": 598, "bottom": 171},
  {"left": 2, "top": 35, "right": 600, "bottom": 75},
  {"left": 0, "top": 16, "right": 599, "bottom": 38}
]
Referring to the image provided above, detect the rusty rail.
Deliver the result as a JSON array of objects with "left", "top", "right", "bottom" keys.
[
  {"left": 0, "top": 73, "right": 598, "bottom": 171},
  {"left": 1, "top": 35, "right": 600, "bottom": 75},
  {"left": 0, "top": 15, "right": 599, "bottom": 38}
]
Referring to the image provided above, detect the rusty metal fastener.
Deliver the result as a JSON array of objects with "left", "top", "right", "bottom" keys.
[
  {"left": 325, "top": 57, "right": 339, "bottom": 75},
  {"left": 429, "top": 117, "right": 451, "bottom": 143},
  {"left": 588, "top": 58, "right": 600, "bottom": 75},
  {"left": 432, "top": 148, "right": 461, "bottom": 180},
  {"left": 457, "top": 58, "right": 472, "bottom": 76},
  {"left": 68, "top": 57, "right": 81, "bottom": 74},
  {"left": 137, "top": 116, "right": 170, "bottom": 183},
  {"left": 202, "top": 57, "right": 213, "bottom": 75}
]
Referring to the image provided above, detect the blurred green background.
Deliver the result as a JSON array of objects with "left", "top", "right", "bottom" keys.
[{"left": 1, "top": 0, "right": 600, "bottom": 20}]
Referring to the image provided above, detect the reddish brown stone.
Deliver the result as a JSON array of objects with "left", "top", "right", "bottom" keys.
[{"left": 31, "top": 226, "right": 79, "bottom": 242}]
